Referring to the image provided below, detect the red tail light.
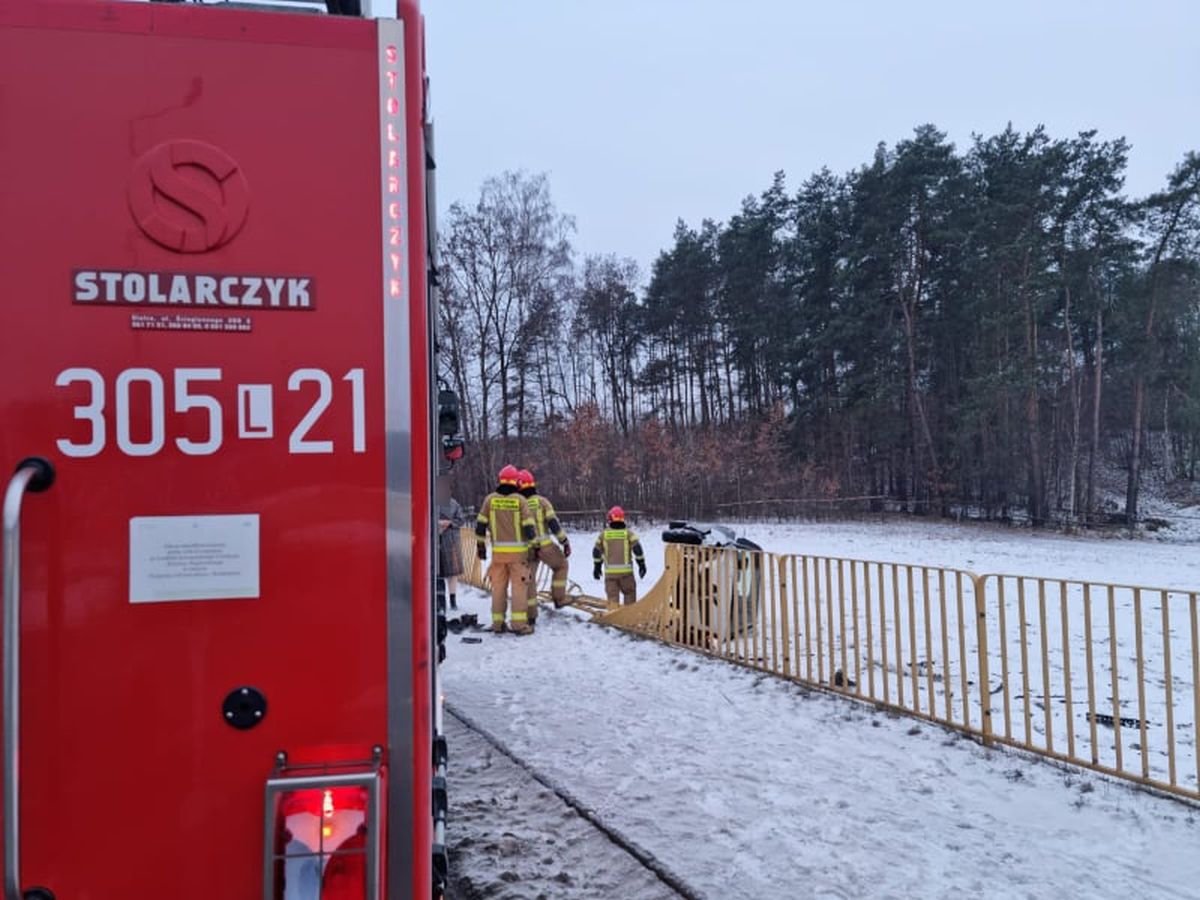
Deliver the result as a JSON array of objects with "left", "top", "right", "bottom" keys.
[{"left": 264, "top": 770, "right": 382, "bottom": 900}]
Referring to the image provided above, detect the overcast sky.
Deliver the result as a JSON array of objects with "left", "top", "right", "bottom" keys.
[{"left": 424, "top": 0, "right": 1199, "bottom": 276}]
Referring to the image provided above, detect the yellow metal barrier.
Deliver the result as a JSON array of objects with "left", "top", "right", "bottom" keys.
[
  {"left": 595, "top": 543, "right": 1199, "bottom": 803},
  {"left": 456, "top": 527, "right": 1200, "bottom": 801},
  {"left": 978, "top": 575, "right": 1199, "bottom": 799},
  {"left": 455, "top": 527, "right": 607, "bottom": 613}
]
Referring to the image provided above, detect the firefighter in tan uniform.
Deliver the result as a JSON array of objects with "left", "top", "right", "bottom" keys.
[
  {"left": 476, "top": 465, "right": 538, "bottom": 634},
  {"left": 516, "top": 468, "right": 571, "bottom": 623},
  {"left": 592, "top": 506, "right": 646, "bottom": 605}
]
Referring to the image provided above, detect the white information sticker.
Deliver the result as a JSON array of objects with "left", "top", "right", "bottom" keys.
[{"left": 129, "top": 514, "right": 260, "bottom": 603}]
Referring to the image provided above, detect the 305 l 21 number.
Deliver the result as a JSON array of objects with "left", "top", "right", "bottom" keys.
[{"left": 54, "top": 367, "right": 366, "bottom": 457}]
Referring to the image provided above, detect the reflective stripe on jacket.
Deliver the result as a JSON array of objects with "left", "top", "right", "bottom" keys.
[
  {"left": 476, "top": 492, "right": 535, "bottom": 556},
  {"left": 526, "top": 495, "right": 565, "bottom": 546},
  {"left": 593, "top": 527, "right": 643, "bottom": 575}
]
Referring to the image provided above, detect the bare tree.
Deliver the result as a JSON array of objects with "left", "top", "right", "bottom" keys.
[
  {"left": 575, "top": 255, "right": 642, "bottom": 434},
  {"left": 438, "top": 171, "right": 574, "bottom": 461}
]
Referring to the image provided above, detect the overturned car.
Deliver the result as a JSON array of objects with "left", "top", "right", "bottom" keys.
[{"left": 661, "top": 521, "right": 764, "bottom": 641}]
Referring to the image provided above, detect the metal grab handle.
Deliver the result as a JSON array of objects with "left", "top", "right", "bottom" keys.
[{"left": 3, "top": 458, "right": 55, "bottom": 900}]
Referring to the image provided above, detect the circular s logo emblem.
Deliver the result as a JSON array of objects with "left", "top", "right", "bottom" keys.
[{"left": 128, "top": 140, "right": 250, "bottom": 253}]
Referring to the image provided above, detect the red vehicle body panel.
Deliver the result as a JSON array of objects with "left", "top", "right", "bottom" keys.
[{"left": 0, "top": 1, "right": 431, "bottom": 896}]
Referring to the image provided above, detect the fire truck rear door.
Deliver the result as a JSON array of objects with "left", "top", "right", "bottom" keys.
[{"left": 0, "top": 2, "right": 415, "bottom": 896}]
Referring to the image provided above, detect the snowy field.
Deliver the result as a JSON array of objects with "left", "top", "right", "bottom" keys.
[
  {"left": 446, "top": 521, "right": 1200, "bottom": 898},
  {"left": 554, "top": 520, "right": 1200, "bottom": 795},
  {"left": 604, "top": 518, "right": 1200, "bottom": 591}
]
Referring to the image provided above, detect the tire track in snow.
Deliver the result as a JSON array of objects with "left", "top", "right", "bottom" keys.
[{"left": 446, "top": 702, "right": 705, "bottom": 900}]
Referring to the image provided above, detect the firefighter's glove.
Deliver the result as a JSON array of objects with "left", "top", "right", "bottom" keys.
[
  {"left": 593, "top": 563, "right": 602, "bottom": 581},
  {"left": 637, "top": 559, "right": 647, "bottom": 579},
  {"left": 562, "top": 539, "right": 572, "bottom": 558},
  {"left": 476, "top": 544, "right": 487, "bottom": 561}
]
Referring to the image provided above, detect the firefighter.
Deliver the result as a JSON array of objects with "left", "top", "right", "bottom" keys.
[
  {"left": 516, "top": 468, "right": 571, "bottom": 622},
  {"left": 592, "top": 506, "right": 646, "bottom": 605},
  {"left": 476, "top": 464, "right": 538, "bottom": 634}
]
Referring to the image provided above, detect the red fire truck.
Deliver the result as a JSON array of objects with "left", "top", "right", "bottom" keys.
[{"left": 0, "top": 0, "right": 448, "bottom": 896}]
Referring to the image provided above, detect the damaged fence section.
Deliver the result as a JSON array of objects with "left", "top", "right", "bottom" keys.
[
  {"left": 457, "top": 528, "right": 601, "bottom": 613},
  {"left": 458, "top": 529, "right": 1200, "bottom": 802}
]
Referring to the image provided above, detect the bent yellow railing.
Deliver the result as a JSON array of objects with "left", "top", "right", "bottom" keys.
[
  {"left": 457, "top": 528, "right": 1199, "bottom": 802},
  {"left": 456, "top": 527, "right": 603, "bottom": 612},
  {"left": 598, "top": 543, "right": 1199, "bottom": 803}
]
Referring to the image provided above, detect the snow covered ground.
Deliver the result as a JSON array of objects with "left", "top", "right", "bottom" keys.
[
  {"left": 447, "top": 521, "right": 1200, "bottom": 899},
  {"left": 607, "top": 518, "right": 1200, "bottom": 590},
  {"left": 555, "top": 520, "right": 1200, "bottom": 794},
  {"left": 443, "top": 715, "right": 678, "bottom": 900}
]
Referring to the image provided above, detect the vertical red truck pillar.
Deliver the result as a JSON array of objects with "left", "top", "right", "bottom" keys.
[{"left": 0, "top": 1, "right": 434, "bottom": 897}]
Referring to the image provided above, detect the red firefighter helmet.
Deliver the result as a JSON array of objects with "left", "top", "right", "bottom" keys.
[
  {"left": 497, "top": 464, "right": 520, "bottom": 486},
  {"left": 516, "top": 469, "right": 536, "bottom": 489},
  {"left": 607, "top": 505, "right": 625, "bottom": 523}
]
